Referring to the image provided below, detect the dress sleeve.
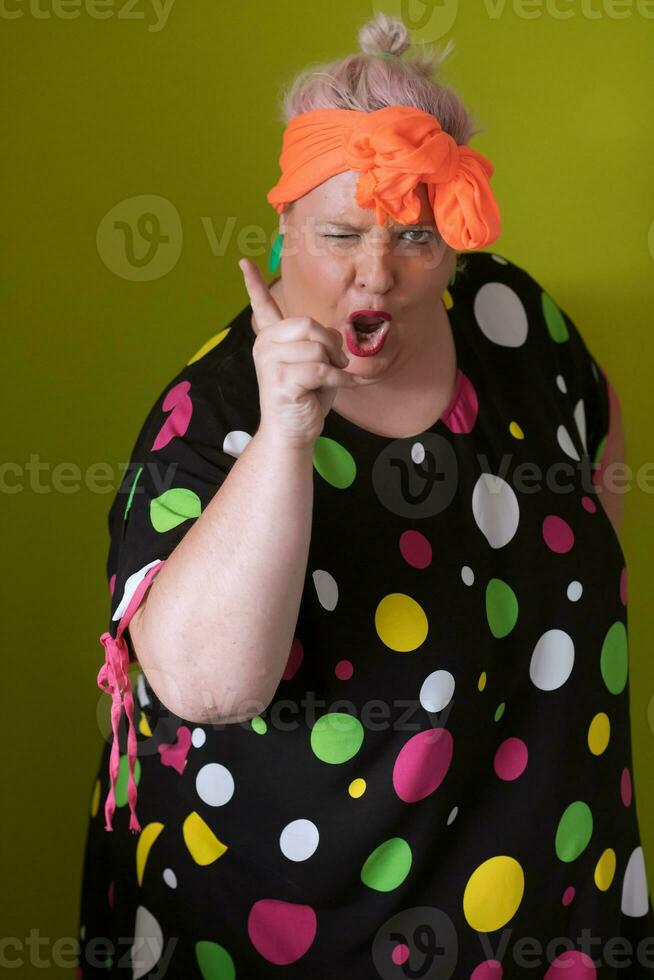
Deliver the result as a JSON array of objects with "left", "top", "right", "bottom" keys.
[
  {"left": 97, "top": 373, "right": 241, "bottom": 834},
  {"left": 542, "top": 295, "right": 613, "bottom": 482}
]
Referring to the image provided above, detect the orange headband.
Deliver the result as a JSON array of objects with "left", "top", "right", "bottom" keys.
[{"left": 266, "top": 105, "right": 501, "bottom": 251}]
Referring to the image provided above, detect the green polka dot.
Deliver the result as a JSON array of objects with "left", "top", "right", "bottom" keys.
[
  {"left": 494, "top": 702, "right": 505, "bottom": 722},
  {"left": 312, "top": 436, "right": 356, "bottom": 489},
  {"left": 593, "top": 434, "right": 607, "bottom": 468},
  {"left": 124, "top": 465, "right": 142, "bottom": 520},
  {"left": 310, "top": 712, "right": 364, "bottom": 764},
  {"left": 150, "top": 487, "right": 202, "bottom": 532},
  {"left": 555, "top": 801, "right": 593, "bottom": 862},
  {"left": 114, "top": 754, "right": 142, "bottom": 808},
  {"left": 486, "top": 578, "right": 519, "bottom": 638},
  {"left": 195, "top": 939, "right": 236, "bottom": 980},
  {"left": 542, "top": 292, "right": 569, "bottom": 343},
  {"left": 600, "top": 621, "right": 628, "bottom": 694},
  {"left": 251, "top": 716, "right": 267, "bottom": 735},
  {"left": 361, "top": 837, "right": 412, "bottom": 892}
]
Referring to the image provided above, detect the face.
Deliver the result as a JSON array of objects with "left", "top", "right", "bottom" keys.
[{"left": 275, "top": 169, "right": 455, "bottom": 379}]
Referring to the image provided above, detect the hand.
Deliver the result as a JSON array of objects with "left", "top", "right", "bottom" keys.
[{"left": 238, "top": 258, "right": 361, "bottom": 451}]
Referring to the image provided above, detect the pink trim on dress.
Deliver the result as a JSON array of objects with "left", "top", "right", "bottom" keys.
[{"left": 96, "top": 560, "right": 166, "bottom": 833}]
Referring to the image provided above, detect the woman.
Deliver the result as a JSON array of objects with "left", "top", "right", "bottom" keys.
[{"left": 78, "top": 12, "right": 653, "bottom": 978}]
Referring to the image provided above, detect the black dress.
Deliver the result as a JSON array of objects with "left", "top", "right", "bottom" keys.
[{"left": 77, "top": 250, "right": 654, "bottom": 979}]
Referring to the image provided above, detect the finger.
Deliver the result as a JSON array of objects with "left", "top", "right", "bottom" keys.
[
  {"left": 284, "top": 360, "right": 361, "bottom": 395},
  {"left": 270, "top": 339, "right": 349, "bottom": 368},
  {"left": 267, "top": 319, "right": 347, "bottom": 366},
  {"left": 238, "top": 258, "right": 283, "bottom": 331}
]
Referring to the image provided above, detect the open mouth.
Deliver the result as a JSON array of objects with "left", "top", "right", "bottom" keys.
[{"left": 346, "top": 316, "right": 391, "bottom": 355}]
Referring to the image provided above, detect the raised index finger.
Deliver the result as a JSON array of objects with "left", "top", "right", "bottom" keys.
[{"left": 238, "top": 258, "right": 283, "bottom": 331}]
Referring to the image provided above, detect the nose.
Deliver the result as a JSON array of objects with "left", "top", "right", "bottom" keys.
[{"left": 354, "top": 230, "right": 395, "bottom": 295}]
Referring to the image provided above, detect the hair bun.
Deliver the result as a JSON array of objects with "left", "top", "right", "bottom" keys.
[{"left": 358, "top": 12, "right": 411, "bottom": 57}]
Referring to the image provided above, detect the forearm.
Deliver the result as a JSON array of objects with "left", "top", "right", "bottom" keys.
[{"left": 131, "top": 425, "right": 315, "bottom": 724}]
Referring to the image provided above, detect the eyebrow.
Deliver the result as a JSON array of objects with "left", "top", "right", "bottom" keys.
[{"left": 319, "top": 220, "right": 436, "bottom": 231}]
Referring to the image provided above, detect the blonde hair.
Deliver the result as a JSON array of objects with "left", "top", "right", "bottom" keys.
[{"left": 276, "top": 12, "right": 487, "bottom": 276}]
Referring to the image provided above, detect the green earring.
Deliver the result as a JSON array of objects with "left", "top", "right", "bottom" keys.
[
  {"left": 449, "top": 266, "right": 457, "bottom": 287},
  {"left": 269, "top": 231, "right": 284, "bottom": 274}
]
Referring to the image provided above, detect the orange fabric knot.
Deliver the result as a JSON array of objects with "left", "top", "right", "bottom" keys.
[{"left": 266, "top": 105, "right": 501, "bottom": 251}]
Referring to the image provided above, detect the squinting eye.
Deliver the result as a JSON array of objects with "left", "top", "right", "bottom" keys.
[{"left": 401, "top": 230, "right": 437, "bottom": 244}]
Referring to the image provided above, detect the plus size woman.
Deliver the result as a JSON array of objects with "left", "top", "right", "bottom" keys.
[{"left": 78, "top": 13, "right": 653, "bottom": 978}]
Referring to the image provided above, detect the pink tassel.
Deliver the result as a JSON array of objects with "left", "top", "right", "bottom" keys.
[
  {"left": 95, "top": 560, "right": 166, "bottom": 834},
  {"left": 97, "top": 631, "right": 142, "bottom": 834}
]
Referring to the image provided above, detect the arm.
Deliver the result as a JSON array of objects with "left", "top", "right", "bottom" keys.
[{"left": 129, "top": 427, "right": 315, "bottom": 725}]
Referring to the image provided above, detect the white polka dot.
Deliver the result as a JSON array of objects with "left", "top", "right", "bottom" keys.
[
  {"left": 312, "top": 569, "right": 338, "bottom": 611},
  {"left": 420, "top": 670, "right": 456, "bottom": 713},
  {"left": 557, "top": 424, "right": 581, "bottom": 462},
  {"left": 529, "top": 629, "right": 575, "bottom": 691},
  {"left": 112, "top": 559, "right": 163, "bottom": 621},
  {"left": 573, "top": 399, "right": 588, "bottom": 453},
  {"left": 195, "top": 763, "right": 235, "bottom": 807},
  {"left": 191, "top": 727, "right": 206, "bottom": 748},
  {"left": 556, "top": 374, "right": 568, "bottom": 394},
  {"left": 621, "top": 846, "right": 650, "bottom": 917},
  {"left": 163, "top": 868, "right": 177, "bottom": 889},
  {"left": 131, "top": 906, "right": 164, "bottom": 979},
  {"left": 461, "top": 565, "right": 475, "bottom": 586},
  {"left": 223, "top": 430, "right": 252, "bottom": 458},
  {"left": 473, "top": 282, "right": 529, "bottom": 347},
  {"left": 279, "top": 819, "right": 320, "bottom": 862},
  {"left": 472, "top": 473, "right": 520, "bottom": 549},
  {"left": 490, "top": 254, "right": 508, "bottom": 265},
  {"left": 447, "top": 806, "right": 459, "bottom": 825},
  {"left": 567, "top": 581, "right": 583, "bottom": 602},
  {"left": 411, "top": 441, "right": 426, "bottom": 464}
]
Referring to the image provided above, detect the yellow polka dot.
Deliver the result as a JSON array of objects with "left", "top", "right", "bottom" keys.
[
  {"left": 138, "top": 713, "right": 153, "bottom": 737},
  {"left": 182, "top": 811, "right": 228, "bottom": 866},
  {"left": 375, "top": 594, "right": 428, "bottom": 652},
  {"left": 463, "top": 855, "right": 525, "bottom": 932},
  {"left": 349, "top": 778, "right": 366, "bottom": 798},
  {"left": 136, "top": 822, "right": 164, "bottom": 886},
  {"left": 90, "top": 778, "right": 101, "bottom": 818},
  {"left": 478, "top": 671, "right": 487, "bottom": 692},
  {"left": 187, "top": 327, "right": 231, "bottom": 365},
  {"left": 594, "top": 848, "right": 617, "bottom": 891},
  {"left": 588, "top": 712, "right": 610, "bottom": 755},
  {"left": 509, "top": 421, "right": 524, "bottom": 439}
]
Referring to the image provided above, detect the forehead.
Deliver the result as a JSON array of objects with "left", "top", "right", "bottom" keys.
[{"left": 292, "top": 170, "right": 435, "bottom": 227}]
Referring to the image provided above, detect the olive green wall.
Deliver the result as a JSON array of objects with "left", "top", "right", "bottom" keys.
[{"left": 3, "top": 2, "right": 653, "bottom": 973}]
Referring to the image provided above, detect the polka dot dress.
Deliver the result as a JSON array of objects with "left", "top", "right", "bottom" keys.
[{"left": 77, "top": 251, "right": 654, "bottom": 978}]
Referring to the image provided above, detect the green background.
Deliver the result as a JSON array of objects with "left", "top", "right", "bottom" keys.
[{"left": 3, "top": 1, "right": 653, "bottom": 973}]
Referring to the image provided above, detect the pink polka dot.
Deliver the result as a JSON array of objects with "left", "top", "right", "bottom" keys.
[
  {"left": 443, "top": 370, "right": 478, "bottom": 434},
  {"left": 471, "top": 960, "right": 503, "bottom": 980},
  {"left": 542, "top": 515, "right": 575, "bottom": 553},
  {"left": 151, "top": 379, "right": 193, "bottom": 450},
  {"left": 494, "top": 737, "right": 528, "bottom": 781},
  {"left": 562, "top": 885, "right": 576, "bottom": 906},
  {"left": 620, "top": 566, "right": 628, "bottom": 606},
  {"left": 335, "top": 659, "right": 353, "bottom": 680},
  {"left": 581, "top": 495, "right": 597, "bottom": 513},
  {"left": 543, "top": 950, "right": 596, "bottom": 978},
  {"left": 621, "top": 767, "right": 632, "bottom": 807},
  {"left": 109, "top": 573, "right": 116, "bottom": 596},
  {"left": 248, "top": 899, "right": 317, "bottom": 965},
  {"left": 399, "top": 530, "right": 432, "bottom": 569},
  {"left": 393, "top": 728, "right": 453, "bottom": 803},
  {"left": 392, "top": 943, "right": 410, "bottom": 965},
  {"left": 282, "top": 638, "right": 304, "bottom": 681}
]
